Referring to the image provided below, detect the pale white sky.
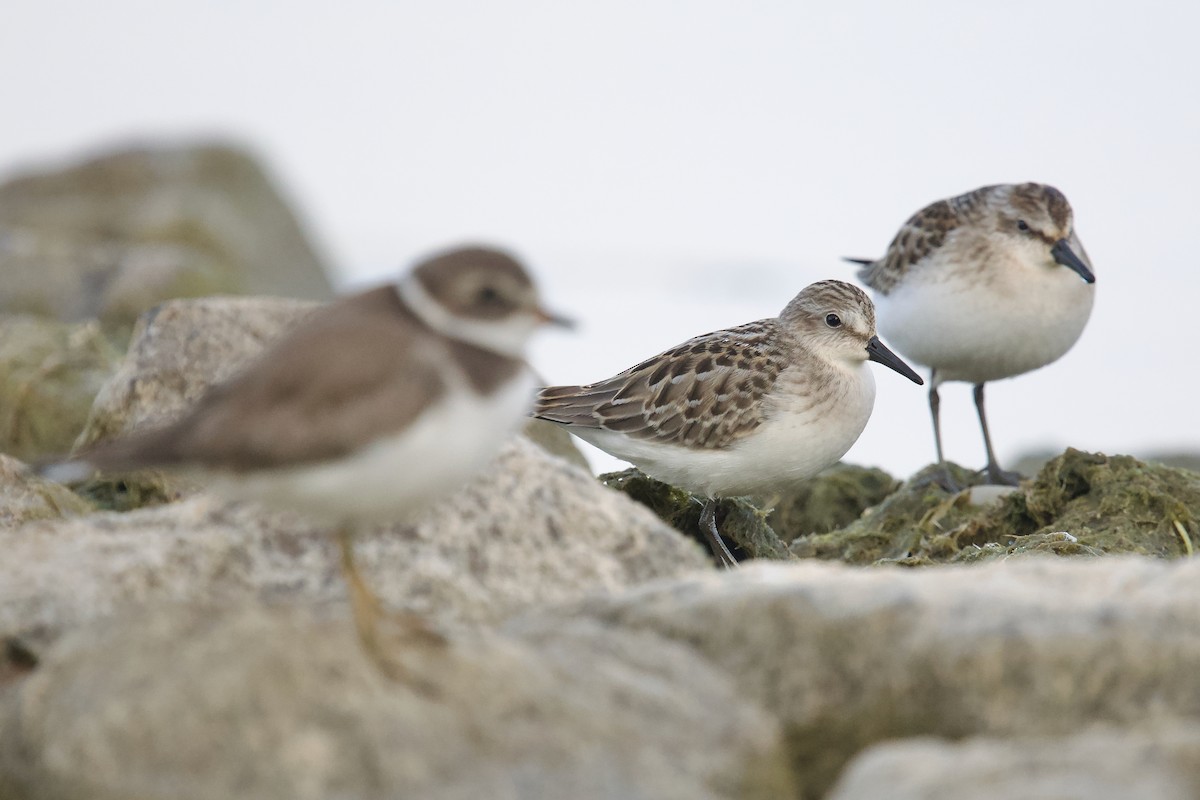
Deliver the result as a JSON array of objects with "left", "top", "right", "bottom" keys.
[{"left": 3, "top": 1, "right": 1198, "bottom": 478}]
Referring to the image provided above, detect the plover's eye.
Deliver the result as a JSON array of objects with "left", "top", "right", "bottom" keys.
[
  {"left": 1016, "top": 219, "right": 1030, "bottom": 232},
  {"left": 477, "top": 286, "right": 502, "bottom": 305},
  {"left": 825, "top": 313, "right": 842, "bottom": 328}
]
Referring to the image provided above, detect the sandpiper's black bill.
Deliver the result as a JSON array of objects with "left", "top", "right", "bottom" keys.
[
  {"left": 1051, "top": 239, "right": 1096, "bottom": 284},
  {"left": 866, "top": 336, "right": 924, "bottom": 385}
]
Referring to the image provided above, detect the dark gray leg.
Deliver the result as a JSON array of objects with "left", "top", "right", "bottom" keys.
[
  {"left": 929, "top": 370, "right": 945, "bottom": 465},
  {"left": 699, "top": 499, "right": 739, "bottom": 569},
  {"left": 973, "top": 383, "right": 1021, "bottom": 486},
  {"left": 925, "top": 371, "right": 963, "bottom": 492}
]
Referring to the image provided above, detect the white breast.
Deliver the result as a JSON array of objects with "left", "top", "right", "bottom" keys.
[
  {"left": 572, "top": 362, "right": 877, "bottom": 499},
  {"left": 215, "top": 368, "right": 537, "bottom": 524},
  {"left": 876, "top": 251, "right": 1095, "bottom": 385}
]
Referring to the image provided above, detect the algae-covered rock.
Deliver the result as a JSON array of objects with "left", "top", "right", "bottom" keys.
[
  {"left": 793, "top": 450, "right": 1200, "bottom": 564},
  {"left": 769, "top": 463, "right": 898, "bottom": 538},
  {"left": 600, "top": 469, "right": 787, "bottom": 562},
  {"left": 0, "top": 454, "right": 94, "bottom": 529},
  {"left": 1007, "top": 449, "right": 1200, "bottom": 557},
  {"left": 0, "top": 142, "right": 333, "bottom": 332},
  {"left": 0, "top": 314, "right": 121, "bottom": 462},
  {"left": 601, "top": 464, "right": 898, "bottom": 563}
]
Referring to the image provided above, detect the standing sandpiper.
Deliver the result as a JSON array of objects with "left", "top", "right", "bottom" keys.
[
  {"left": 533, "top": 280, "right": 922, "bottom": 567},
  {"left": 850, "top": 183, "right": 1095, "bottom": 486},
  {"left": 44, "top": 245, "right": 569, "bottom": 676}
]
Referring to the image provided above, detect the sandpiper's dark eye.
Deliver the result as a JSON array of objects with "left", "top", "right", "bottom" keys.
[
  {"left": 477, "top": 286, "right": 501, "bottom": 305},
  {"left": 1016, "top": 219, "right": 1030, "bottom": 232},
  {"left": 825, "top": 313, "right": 842, "bottom": 328}
]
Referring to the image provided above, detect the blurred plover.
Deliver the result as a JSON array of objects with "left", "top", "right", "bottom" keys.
[{"left": 45, "top": 245, "right": 569, "bottom": 676}]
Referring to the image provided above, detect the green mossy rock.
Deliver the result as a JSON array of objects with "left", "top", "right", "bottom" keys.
[
  {"left": 0, "top": 315, "right": 121, "bottom": 462},
  {"left": 605, "top": 450, "right": 1200, "bottom": 567},
  {"left": 0, "top": 453, "right": 95, "bottom": 528},
  {"left": 793, "top": 449, "right": 1200, "bottom": 564},
  {"left": 601, "top": 463, "right": 898, "bottom": 563}
]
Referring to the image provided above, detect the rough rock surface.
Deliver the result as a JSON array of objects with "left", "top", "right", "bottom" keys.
[
  {"left": 0, "top": 143, "right": 332, "bottom": 329},
  {"left": 1, "top": 437, "right": 708, "bottom": 655},
  {"left": 828, "top": 725, "right": 1200, "bottom": 800},
  {"left": 0, "top": 603, "right": 791, "bottom": 800},
  {"left": 525, "top": 557, "right": 1200, "bottom": 797},
  {"left": 0, "top": 314, "right": 120, "bottom": 461}
]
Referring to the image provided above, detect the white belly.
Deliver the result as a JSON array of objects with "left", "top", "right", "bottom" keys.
[
  {"left": 571, "top": 363, "right": 877, "bottom": 498},
  {"left": 213, "top": 370, "right": 537, "bottom": 524},
  {"left": 875, "top": 264, "right": 1094, "bottom": 384}
]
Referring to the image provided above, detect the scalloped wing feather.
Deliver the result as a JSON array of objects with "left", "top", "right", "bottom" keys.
[{"left": 534, "top": 320, "right": 787, "bottom": 450}]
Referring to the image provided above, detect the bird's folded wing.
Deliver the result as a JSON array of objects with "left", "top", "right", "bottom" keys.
[
  {"left": 535, "top": 320, "right": 786, "bottom": 450},
  {"left": 80, "top": 294, "right": 447, "bottom": 473}
]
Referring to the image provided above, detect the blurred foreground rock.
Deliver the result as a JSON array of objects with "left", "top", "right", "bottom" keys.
[
  {"left": 1, "top": 437, "right": 704, "bottom": 655},
  {"left": 828, "top": 724, "right": 1200, "bottom": 800},
  {"left": 0, "top": 143, "right": 332, "bottom": 331},
  {"left": 10, "top": 556, "right": 1200, "bottom": 798},
  {"left": 0, "top": 603, "right": 790, "bottom": 800},
  {"left": 0, "top": 314, "right": 121, "bottom": 461},
  {"left": 525, "top": 557, "right": 1200, "bottom": 797}
]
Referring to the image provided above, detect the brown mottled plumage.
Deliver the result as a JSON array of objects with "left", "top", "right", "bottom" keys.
[
  {"left": 856, "top": 183, "right": 1074, "bottom": 294},
  {"left": 534, "top": 280, "right": 921, "bottom": 568},
  {"left": 536, "top": 318, "right": 787, "bottom": 450}
]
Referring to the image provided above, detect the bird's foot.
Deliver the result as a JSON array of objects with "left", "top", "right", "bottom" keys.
[
  {"left": 909, "top": 464, "right": 967, "bottom": 494},
  {"left": 981, "top": 464, "right": 1024, "bottom": 487},
  {"left": 698, "top": 499, "right": 740, "bottom": 569}
]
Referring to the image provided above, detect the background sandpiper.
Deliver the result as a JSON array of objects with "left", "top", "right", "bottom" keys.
[{"left": 850, "top": 183, "right": 1095, "bottom": 486}]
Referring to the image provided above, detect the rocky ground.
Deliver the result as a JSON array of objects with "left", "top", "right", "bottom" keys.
[{"left": 2, "top": 144, "right": 1200, "bottom": 799}]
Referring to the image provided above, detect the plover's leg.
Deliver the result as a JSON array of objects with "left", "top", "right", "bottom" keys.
[
  {"left": 699, "top": 499, "right": 739, "bottom": 569},
  {"left": 337, "top": 526, "right": 446, "bottom": 687},
  {"left": 336, "top": 525, "right": 386, "bottom": 664},
  {"left": 972, "top": 383, "right": 1021, "bottom": 486}
]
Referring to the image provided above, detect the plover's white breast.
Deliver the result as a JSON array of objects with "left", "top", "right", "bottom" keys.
[
  {"left": 876, "top": 250, "right": 1094, "bottom": 385},
  {"left": 215, "top": 367, "right": 537, "bottom": 524}
]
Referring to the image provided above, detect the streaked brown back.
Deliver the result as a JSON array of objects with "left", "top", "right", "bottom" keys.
[{"left": 534, "top": 319, "right": 788, "bottom": 450}]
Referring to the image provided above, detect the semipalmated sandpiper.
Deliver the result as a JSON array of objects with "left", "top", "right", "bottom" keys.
[
  {"left": 850, "top": 183, "right": 1095, "bottom": 485},
  {"left": 534, "top": 279, "right": 922, "bottom": 566}
]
